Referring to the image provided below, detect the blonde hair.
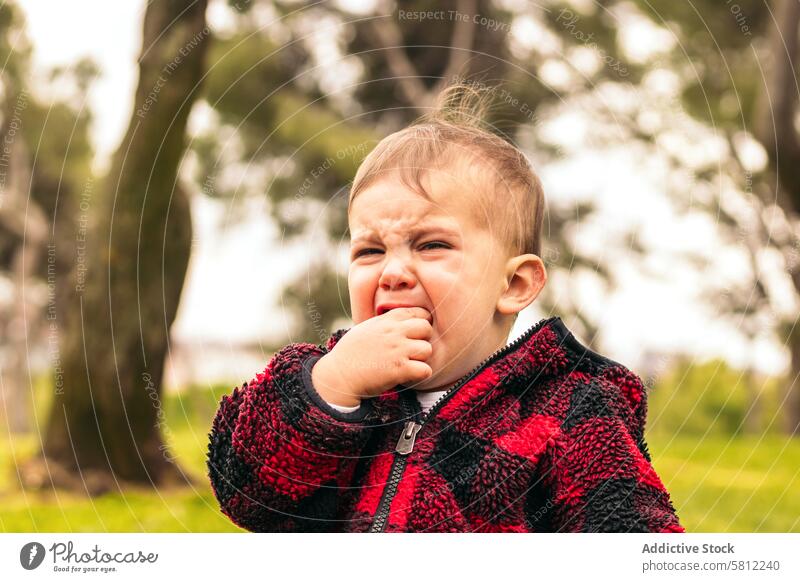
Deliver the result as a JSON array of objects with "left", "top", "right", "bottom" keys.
[{"left": 349, "top": 84, "right": 545, "bottom": 257}]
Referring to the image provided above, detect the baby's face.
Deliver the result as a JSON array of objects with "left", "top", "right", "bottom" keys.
[{"left": 348, "top": 167, "right": 512, "bottom": 392}]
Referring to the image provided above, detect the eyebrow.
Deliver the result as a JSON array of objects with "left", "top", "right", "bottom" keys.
[{"left": 350, "top": 224, "right": 459, "bottom": 245}]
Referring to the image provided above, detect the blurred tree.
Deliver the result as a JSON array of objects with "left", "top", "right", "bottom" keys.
[
  {"left": 0, "top": 2, "right": 35, "bottom": 435},
  {"left": 0, "top": 3, "right": 95, "bottom": 437},
  {"left": 623, "top": 0, "right": 800, "bottom": 434},
  {"left": 19, "top": 0, "right": 212, "bottom": 492},
  {"left": 752, "top": 0, "right": 800, "bottom": 435}
]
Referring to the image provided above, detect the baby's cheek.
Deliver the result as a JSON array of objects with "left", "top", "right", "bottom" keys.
[
  {"left": 348, "top": 274, "right": 372, "bottom": 322},
  {"left": 430, "top": 329, "right": 450, "bottom": 370}
]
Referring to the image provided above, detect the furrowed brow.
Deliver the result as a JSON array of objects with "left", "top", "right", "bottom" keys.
[
  {"left": 350, "top": 224, "right": 458, "bottom": 245},
  {"left": 350, "top": 232, "right": 380, "bottom": 245}
]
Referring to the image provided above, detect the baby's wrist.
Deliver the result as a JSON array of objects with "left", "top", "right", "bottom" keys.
[{"left": 311, "top": 353, "right": 362, "bottom": 407}]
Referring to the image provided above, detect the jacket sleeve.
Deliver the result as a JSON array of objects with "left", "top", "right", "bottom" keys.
[
  {"left": 540, "top": 366, "right": 684, "bottom": 533},
  {"left": 206, "top": 340, "right": 375, "bottom": 532}
]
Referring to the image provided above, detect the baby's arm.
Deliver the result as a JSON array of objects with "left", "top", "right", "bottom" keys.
[
  {"left": 206, "top": 342, "right": 374, "bottom": 532},
  {"left": 539, "top": 372, "right": 684, "bottom": 533}
]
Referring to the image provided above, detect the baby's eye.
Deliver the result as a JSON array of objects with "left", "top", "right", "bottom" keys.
[
  {"left": 353, "top": 248, "right": 382, "bottom": 258},
  {"left": 420, "top": 241, "right": 449, "bottom": 250},
  {"left": 352, "top": 242, "right": 449, "bottom": 259}
]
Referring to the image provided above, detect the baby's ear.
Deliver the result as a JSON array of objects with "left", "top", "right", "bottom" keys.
[{"left": 496, "top": 254, "right": 547, "bottom": 316}]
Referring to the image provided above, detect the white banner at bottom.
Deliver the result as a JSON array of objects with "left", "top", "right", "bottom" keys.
[{"left": 1, "top": 533, "right": 798, "bottom": 581}]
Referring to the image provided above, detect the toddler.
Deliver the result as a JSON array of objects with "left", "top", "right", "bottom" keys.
[{"left": 207, "top": 88, "right": 684, "bottom": 533}]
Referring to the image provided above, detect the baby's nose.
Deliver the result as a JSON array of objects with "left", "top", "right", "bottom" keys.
[{"left": 378, "top": 258, "right": 417, "bottom": 290}]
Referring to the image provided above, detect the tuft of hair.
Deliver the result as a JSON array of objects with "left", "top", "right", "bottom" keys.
[{"left": 349, "top": 83, "right": 545, "bottom": 258}]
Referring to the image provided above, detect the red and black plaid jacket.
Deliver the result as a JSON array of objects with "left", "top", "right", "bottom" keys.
[{"left": 207, "top": 316, "right": 684, "bottom": 532}]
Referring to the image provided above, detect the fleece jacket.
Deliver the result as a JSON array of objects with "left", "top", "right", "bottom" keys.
[{"left": 206, "top": 316, "right": 684, "bottom": 533}]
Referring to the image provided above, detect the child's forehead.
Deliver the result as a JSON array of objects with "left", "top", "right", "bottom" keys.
[
  {"left": 350, "top": 163, "right": 493, "bottom": 215},
  {"left": 423, "top": 152, "right": 498, "bottom": 187},
  {"left": 349, "top": 200, "right": 463, "bottom": 235}
]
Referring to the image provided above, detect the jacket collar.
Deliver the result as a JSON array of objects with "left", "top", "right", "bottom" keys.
[
  {"left": 326, "top": 316, "right": 586, "bottom": 406},
  {"left": 326, "top": 315, "right": 573, "bottom": 382},
  {"left": 323, "top": 316, "right": 644, "bottom": 432}
]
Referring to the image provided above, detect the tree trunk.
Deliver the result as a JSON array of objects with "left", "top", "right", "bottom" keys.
[
  {"left": 25, "top": 0, "right": 210, "bottom": 494},
  {"left": 754, "top": 0, "right": 800, "bottom": 436},
  {"left": 0, "top": 128, "right": 46, "bottom": 435},
  {"left": 782, "top": 321, "right": 800, "bottom": 436}
]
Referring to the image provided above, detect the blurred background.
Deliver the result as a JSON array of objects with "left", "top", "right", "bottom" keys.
[{"left": 1, "top": 0, "right": 799, "bottom": 532}]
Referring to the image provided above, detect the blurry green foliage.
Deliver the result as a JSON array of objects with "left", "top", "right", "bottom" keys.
[{"left": 648, "top": 358, "right": 784, "bottom": 437}]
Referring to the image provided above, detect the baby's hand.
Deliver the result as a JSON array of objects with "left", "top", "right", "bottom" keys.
[{"left": 311, "top": 307, "right": 433, "bottom": 407}]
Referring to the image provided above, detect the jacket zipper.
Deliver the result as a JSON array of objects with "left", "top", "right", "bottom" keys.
[
  {"left": 367, "top": 392, "right": 420, "bottom": 532},
  {"left": 367, "top": 317, "right": 556, "bottom": 532}
]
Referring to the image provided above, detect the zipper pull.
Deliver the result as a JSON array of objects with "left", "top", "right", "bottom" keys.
[{"left": 395, "top": 421, "right": 422, "bottom": 455}]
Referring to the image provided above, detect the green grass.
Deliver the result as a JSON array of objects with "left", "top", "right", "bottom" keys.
[
  {"left": 0, "top": 417, "right": 243, "bottom": 532},
  {"left": 2, "top": 409, "right": 798, "bottom": 532},
  {"left": 647, "top": 431, "right": 800, "bottom": 532}
]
